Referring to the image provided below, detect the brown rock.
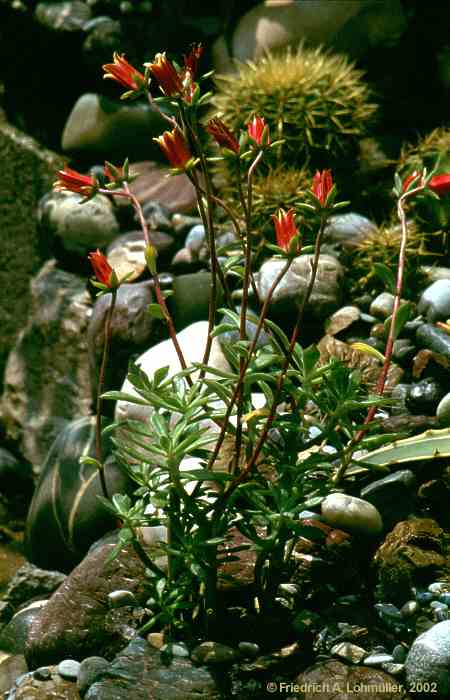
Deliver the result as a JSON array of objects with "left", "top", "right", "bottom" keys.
[
  {"left": 290, "top": 660, "right": 411, "bottom": 700},
  {"left": 24, "top": 541, "right": 149, "bottom": 668},
  {"left": 373, "top": 518, "right": 450, "bottom": 604},
  {"left": 128, "top": 161, "right": 197, "bottom": 214},
  {"left": 0, "top": 117, "right": 63, "bottom": 390}
]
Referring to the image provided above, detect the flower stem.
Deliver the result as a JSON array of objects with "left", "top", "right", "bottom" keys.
[{"left": 95, "top": 288, "right": 117, "bottom": 499}]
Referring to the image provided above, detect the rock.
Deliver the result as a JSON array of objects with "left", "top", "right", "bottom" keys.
[
  {"left": 238, "top": 641, "right": 260, "bottom": 658},
  {"left": 0, "top": 260, "right": 92, "bottom": 467},
  {"left": 370, "top": 292, "right": 398, "bottom": 319},
  {"left": 289, "top": 659, "right": 411, "bottom": 700},
  {"left": 58, "top": 658, "right": 81, "bottom": 680},
  {"left": 373, "top": 518, "right": 450, "bottom": 604},
  {"left": 360, "top": 470, "right": 416, "bottom": 531},
  {"left": 84, "top": 637, "right": 220, "bottom": 699},
  {"left": 25, "top": 416, "right": 132, "bottom": 573},
  {"left": 418, "top": 279, "right": 450, "bottom": 322},
  {"left": 115, "top": 321, "right": 230, "bottom": 425},
  {"left": 257, "top": 254, "right": 343, "bottom": 322},
  {"left": 171, "top": 273, "right": 222, "bottom": 330},
  {"left": 321, "top": 493, "right": 383, "bottom": 536},
  {"left": 363, "top": 652, "right": 394, "bottom": 666},
  {"left": 107, "top": 231, "right": 174, "bottom": 283},
  {"left": 421, "top": 265, "right": 450, "bottom": 283},
  {"left": 324, "top": 212, "right": 379, "bottom": 251},
  {"left": 0, "top": 118, "right": 64, "bottom": 389},
  {"left": 406, "top": 377, "right": 446, "bottom": 415},
  {"left": 38, "top": 190, "right": 119, "bottom": 257},
  {"left": 61, "top": 93, "right": 166, "bottom": 159},
  {"left": 0, "top": 448, "right": 33, "bottom": 516},
  {"left": 3, "top": 563, "right": 66, "bottom": 609},
  {"left": 437, "top": 391, "right": 450, "bottom": 426},
  {"left": 77, "top": 656, "right": 110, "bottom": 697},
  {"left": 35, "top": 2, "right": 91, "bottom": 31},
  {"left": 82, "top": 17, "right": 122, "bottom": 69},
  {"left": 401, "top": 601, "right": 419, "bottom": 618},
  {"left": 24, "top": 541, "right": 150, "bottom": 667},
  {"left": 330, "top": 641, "right": 367, "bottom": 663},
  {"left": 6, "top": 663, "right": 82, "bottom": 699},
  {"left": 325, "top": 305, "right": 361, "bottom": 336},
  {"left": 230, "top": 1, "right": 399, "bottom": 67},
  {"left": 185, "top": 224, "right": 206, "bottom": 254},
  {"left": 107, "top": 590, "right": 137, "bottom": 609},
  {"left": 416, "top": 323, "right": 450, "bottom": 361},
  {"left": 405, "top": 620, "right": 450, "bottom": 696},
  {"left": 191, "top": 641, "right": 238, "bottom": 665},
  {"left": 0, "top": 600, "right": 48, "bottom": 655},
  {"left": 87, "top": 280, "right": 156, "bottom": 402},
  {"left": 128, "top": 161, "right": 198, "bottom": 215},
  {"left": 0, "top": 653, "right": 28, "bottom": 695}
]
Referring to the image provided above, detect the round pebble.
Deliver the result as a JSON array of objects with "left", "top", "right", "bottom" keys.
[
  {"left": 374, "top": 603, "right": 403, "bottom": 623},
  {"left": 191, "top": 641, "right": 238, "bottom": 665},
  {"left": 161, "top": 642, "right": 189, "bottom": 658},
  {"left": 321, "top": 493, "right": 383, "bottom": 536},
  {"left": 57, "top": 658, "right": 81, "bottom": 680},
  {"left": 77, "top": 656, "right": 109, "bottom": 696},
  {"left": 363, "top": 653, "right": 394, "bottom": 666},
  {"left": 440, "top": 593, "right": 450, "bottom": 605},
  {"left": 429, "top": 582, "right": 450, "bottom": 595},
  {"left": 331, "top": 642, "right": 367, "bottom": 664},
  {"left": 401, "top": 600, "right": 419, "bottom": 617},
  {"left": 238, "top": 641, "right": 260, "bottom": 658},
  {"left": 416, "top": 591, "right": 433, "bottom": 605},
  {"left": 381, "top": 662, "right": 404, "bottom": 675},
  {"left": 392, "top": 645, "right": 408, "bottom": 663},
  {"left": 107, "top": 589, "right": 137, "bottom": 608},
  {"left": 33, "top": 666, "right": 51, "bottom": 680}
]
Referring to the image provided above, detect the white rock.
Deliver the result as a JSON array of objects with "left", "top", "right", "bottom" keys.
[
  {"left": 115, "top": 321, "right": 230, "bottom": 425},
  {"left": 321, "top": 492, "right": 383, "bottom": 535}
]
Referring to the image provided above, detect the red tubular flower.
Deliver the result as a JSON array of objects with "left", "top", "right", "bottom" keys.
[
  {"left": 102, "top": 52, "right": 145, "bottom": 92},
  {"left": 154, "top": 128, "right": 191, "bottom": 169},
  {"left": 311, "top": 170, "right": 333, "bottom": 206},
  {"left": 88, "top": 249, "right": 114, "bottom": 287},
  {"left": 247, "top": 115, "right": 270, "bottom": 146},
  {"left": 272, "top": 208, "right": 299, "bottom": 252},
  {"left": 428, "top": 173, "right": 450, "bottom": 197},
  {"left": 53, "top": 166, "right": 97, "bottom": 196},
  {"left": 183, "top": 43, "right": 203, "bottom": 81},
  {"left": 146, "top": 52, "right": 183, "bottom": 96},
  {"left": 206, "top": 117, "right": 240, "bottom": 154}
]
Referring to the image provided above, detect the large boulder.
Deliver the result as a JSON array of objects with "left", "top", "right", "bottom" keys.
[
  {"left": 0, "top": 117, "right": 63, "bottom": 390},
  {"left": 0, "top": 260, "right": 92, "bottom": 468}
]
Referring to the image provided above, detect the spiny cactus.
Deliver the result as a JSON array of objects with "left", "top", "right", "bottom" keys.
[
  {"left": 347, "top": 221, "right": 432, "bottom": 299},
  {"left": 212, "top": 45, "right": 377, "bottom": 173}
]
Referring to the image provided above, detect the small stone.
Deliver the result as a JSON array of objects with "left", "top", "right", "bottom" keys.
[
  {"left": 161, "top": 642, "right": 190, "bottom": 658},
  {"left": 370, "top": 292, "right": 396, "bottom": 319},
  {"left": 57, "top": 658, "right": 81, "bottom": 680},
  {"left": 33, "top": 666, "right": 51, "bottom": 680},
  {"left": 429, "top": 581, "right": 450, "bottom": 595},
  {"left": 416, "top": 323, "right": 450, "bottom": 362},
  {"left": 400, "top": 600, "right": 419, "bottom": 617},
  {"left": 437, "top": 393, "right": 450, "bottom": 427},
  {"left": 277, "top": 583, "right": 299, "bottom": 598},
  {"left": 374, "top": 603, "right": 403, "bottom": 623},
  {"left": 418, "top": 279, "right": 450, "bottom": 322},
  {"left": 107, "top": 590, "right": 137, "bottom": 608},
  {"left": 77, "top": 656, "right": 109, "bottom": 696},
  {"left": 325, "top": 305, "right": 361, "bottom": 336},
  {"left": 440, "top": 593, "right": 450, "bottom": 605},
  {"left": 324, "top": 213, "right": 378, "bottom": 250},
  {"left": 185, "top": 224, "right": 206, "bottom": 254},
  {"left": 416, "top": 591, "right": 434, "bottom": 605},
  {"left": 363, "top": 653, "right": 394, "bottom": 666},
  {"left": 191, "top": 641, "right": 238, "bottom": 665},
  {"left": 415, "top": 615, "right": 435, "bottom": 635},
  {"left": 430, "top": 600, "right": 448, "bottom": 610},
  {"left": 330, "top": 641, "right": 367, "bottom": 664},
  {"left": 321, "top": 493, "right": 383, "bottom": 536},
  {"left": 147, "top": 632, "right": 165, "bottom": 649},
  {"left": 381, "top": 662, "right": 404, "bottom": 675},
  {"left": 392, "top": 644, "right": 407, "bottom": 663},
  {"left": 406, "top": 377, "right": 446, "bottom": 415},
  {"left": 238, "top": 642, "right": 260, "bottom": 658}
]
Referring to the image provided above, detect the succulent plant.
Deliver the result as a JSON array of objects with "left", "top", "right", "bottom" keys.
[
  {"left": 397, "top": 128, "right": 450, "bottom": 234},
  {"left": 212, "top": 45, "right": 377, "bottom": 173},
  {"left": 347, "top": 220, "right": 432, "bottom": 299}
]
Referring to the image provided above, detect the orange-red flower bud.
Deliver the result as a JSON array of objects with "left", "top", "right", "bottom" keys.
[
  {"left": 428, "top": 173, "right": 450, "bottom": 197},
  {"left": 247, "top": 115, "right": 270, "bottom": 146},
  {"left": 311, "top": 170, "right": 333, "bottom": 206},
  {"left": 88, "top": 249, "right": 114, "bottom": 287},
  {"left": 402, "top": 170, "right": 421, "bottom": 192},
  {"left": 272, "top": 208, "right": 299, "bottom": 252},
  {"left": 206, "top": 118, "right": 240, "bottom": 154},
  {"left": 102, "top": 52, "right": 145, "bottom": 92},
  {"left": 183, "top": 43, "right": 203, "bottom": 81},
  {"left": 146, "top": 52, "right": 183, "bottom": 97},
  {"left": 53, "top": 166, "right": 97, "bottom": 196},
  {"left": 154, "top": 128, "right": 191, "bottom": 169}
]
